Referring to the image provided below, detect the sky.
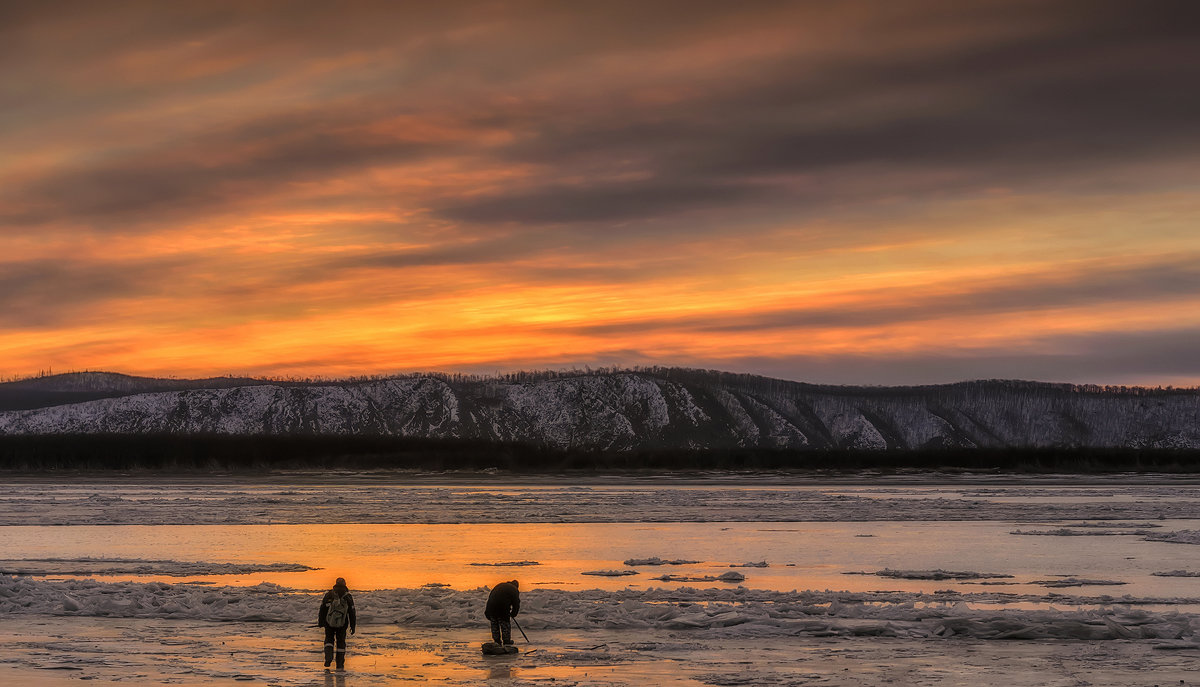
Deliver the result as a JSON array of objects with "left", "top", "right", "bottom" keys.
[{"left": 2, "top": 0, "right": 1198, "bottom": 386}]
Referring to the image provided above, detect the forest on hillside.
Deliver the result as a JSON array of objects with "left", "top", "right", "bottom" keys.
[{"left": 1, "top": 434, "right": 1197, "bottom": 473}]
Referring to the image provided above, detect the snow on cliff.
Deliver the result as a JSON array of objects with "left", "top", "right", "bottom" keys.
[{"left": 0, "top": 371, "right": 1198, "bottom": 451}]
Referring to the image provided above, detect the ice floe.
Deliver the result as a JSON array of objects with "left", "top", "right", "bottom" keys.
[
  {"left": 468, "top": 561, "right": 541, "bottom": 567},
  {"left": 1144, "top": 530, "right": 1200, "bottom": 545},
  {"left": 1033, "top": 578, "right": 1128, "bottom": 588},
  {"left": 845, "top": 569, "right": 1014, "bottom": 581},
  {"left": 729, "top": 561, "right": 768, "bottom": 568},
  {"left": 0, "top": 558, "right": 317, "bottom": 577},
  {"left": 1154, "top": 571, "right": 1200, "bottom": 578},
  {"left": 651, "top": 572, "right": 745, "bottom": 583},
  {"left": 1063, "top": 521, "right": 1163, "bottom": 528},
  {"left": 581, "top": 570, "right": 639, "bottom": 577},
  {"left": 624, "top": 557, "right": 701, "bottom": 566},
  {"left": 1011, "top": 528, "right": 1148, "bottom": 537},
  {"left": 1013, "top": 528, "right": 1200, "bottom": 546}
]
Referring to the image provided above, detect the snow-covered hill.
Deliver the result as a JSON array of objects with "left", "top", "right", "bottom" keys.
[{"left": 0, "top": 370, "right": 1197, "bottom": 450}]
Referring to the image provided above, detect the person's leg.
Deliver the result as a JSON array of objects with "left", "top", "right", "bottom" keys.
[
  {"left": 489, "top": 617, "right": 502, "bottom": 643},
  {"left": 334, "top": 627, "right": 347, "bottom": 669},
  {"left": 499, "top": 617, "right": 512, "bottom": 645},
  {"left": 323, "top": 627, "right": 335, "bottom": 667}
]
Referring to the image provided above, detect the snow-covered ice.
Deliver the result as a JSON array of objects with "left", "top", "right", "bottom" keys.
[
  {"left": 3, "top": 475, "right": 1199, "bottom": 525},
  {"left": 0, "top": 557, "right": 316, "bottom": 577},
  {"left": 5, "top": 616, "right": 1198, "bottom": 686},
  {"left": 2, "top": 576, "right": 1195, "bottom": 642}
]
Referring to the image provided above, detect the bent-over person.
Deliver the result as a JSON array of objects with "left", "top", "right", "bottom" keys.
[{"left": 485, "top": 579, "right": 520, "bottom": 645}]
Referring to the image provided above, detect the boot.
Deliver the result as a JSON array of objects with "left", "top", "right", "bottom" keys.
[
  {"left": 324, "top": 645, "right": 334, "bottom": 667},
  {"left": 335, "top": 651, "right": 345, "bottom": 670}
]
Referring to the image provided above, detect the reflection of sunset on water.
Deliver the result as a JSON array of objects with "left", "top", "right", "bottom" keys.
[{"left": 7, "top": 519, "right": 1200, "bottom": 604}]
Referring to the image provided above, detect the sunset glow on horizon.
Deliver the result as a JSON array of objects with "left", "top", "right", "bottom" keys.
[{"left": 3, "top": 1, "right": 1198, "bottom": 386}]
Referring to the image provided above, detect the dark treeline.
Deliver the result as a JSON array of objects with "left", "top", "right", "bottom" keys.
[{"left": 1, "top": 434, "right": 1198, "bottom": 473}]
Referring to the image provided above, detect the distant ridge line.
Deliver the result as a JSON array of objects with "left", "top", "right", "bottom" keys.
[
  {"left": 1, "top": 368, "right": 1198, "bottom": 454},
  {"left": 3, "top": 367, "right": 1196, "bottom": 395}
]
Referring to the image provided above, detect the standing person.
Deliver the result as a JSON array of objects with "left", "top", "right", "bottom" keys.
[
  {"left": 484, "top": 579, "right": 520, "bottom": 645},
  {"left": 317, "top": 577, "right": 357, "bottom": 670}
]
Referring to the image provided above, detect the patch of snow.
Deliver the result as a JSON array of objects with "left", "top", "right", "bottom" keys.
[{"left": 827, "top": 411, "right": 888, "bottom": 450}]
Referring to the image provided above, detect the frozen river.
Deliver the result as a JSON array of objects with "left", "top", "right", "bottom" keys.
[{"left": 2, "top": 474, "right": 1199, "bottom": 685}]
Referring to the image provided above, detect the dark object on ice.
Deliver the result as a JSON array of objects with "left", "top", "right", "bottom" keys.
[
  {"left": 485, "top": 580, "right": 521, "bottom": 645},
  {"left": 318, "top": 577, "right": 357, "bottom": 669},
  {"left": 482, "top": 642, "right": 519, "bottom": 655}
]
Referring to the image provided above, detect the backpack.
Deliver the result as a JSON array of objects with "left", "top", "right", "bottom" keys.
[{"left": 326, "top": 594, "right": 350, "bottom": 628}]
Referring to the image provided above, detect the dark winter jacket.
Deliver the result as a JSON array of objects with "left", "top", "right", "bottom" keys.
[
  {"left": 318, "top": 585, "right": 357, "bottom": 632},
  {"left": 485, "top": 581, "right": 520, "bottom": 619}
]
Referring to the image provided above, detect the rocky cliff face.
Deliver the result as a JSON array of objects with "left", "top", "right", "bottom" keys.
[{"left": 0, "top": 370, "right": 1197, "bottom": 450}]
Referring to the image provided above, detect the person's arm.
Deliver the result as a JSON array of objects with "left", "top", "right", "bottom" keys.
[
  {"left": 317, "top": 592, "right": 329, "bottom": 627},
  {"left": 349, "top": 594, "right": 357, "bottom": 634},
  {"left": 511, "top": 593, "right": 520, "bottom": 618}
]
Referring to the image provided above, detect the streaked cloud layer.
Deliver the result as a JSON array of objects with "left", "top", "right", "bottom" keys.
[{"left": 2, "top": 0, "right": 1198, "bottom": 384}]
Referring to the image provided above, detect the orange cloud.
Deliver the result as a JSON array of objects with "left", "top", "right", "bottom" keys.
[{"left": 1, "top": 2, "right": 1197, "bottom": 385}]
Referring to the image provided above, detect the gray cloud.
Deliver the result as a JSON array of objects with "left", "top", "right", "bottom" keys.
[
  {"left": 3, "top": 1, "right": 1198, "bottom": 383},
  {"left": 551, "top": 257, "right": 1200, "bottom": 337},
  {"left": 7, "top": 1, "right": 1198, "bottom": 233},
  {"left": 430, "top": 1, "right": 1200, "bottom": 225},
  {"left": 3, "top": 116, "right": 443, "bottom": 229},
  {"left": 410, "top": 326, "right": 1200, "bottom": 388},
  {"left": 0, "top": 257, "right": 197, "bottom": 328},
  {"left": 439, "top": 180, "right": 765, "bottom": 226},
  {"left": 717, "top": 326, "right": 1200, "bottom": 387}
]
